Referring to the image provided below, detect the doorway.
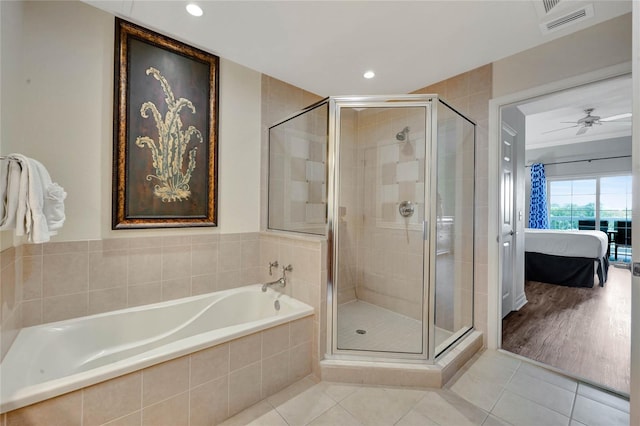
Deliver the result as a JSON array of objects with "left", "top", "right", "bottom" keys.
[{"left": 493, "top": 69, "right": 632, "bottom": 395}]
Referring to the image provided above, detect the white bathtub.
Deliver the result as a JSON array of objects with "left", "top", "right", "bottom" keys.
[{"left": 0, "top": 284, "right": 313, "bottom": 413}]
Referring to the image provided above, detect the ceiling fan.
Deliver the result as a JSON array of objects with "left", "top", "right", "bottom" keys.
[{"left": 544, "top": 108, "right": 632, "bottom": 136}]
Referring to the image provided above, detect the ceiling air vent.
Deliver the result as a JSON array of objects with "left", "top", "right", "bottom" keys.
[
  {"left": 540, "top": 4, "right": 594, "bottom": 34},
  {"left": 542, "top": 0, "right": 562, "bottom": 14}
]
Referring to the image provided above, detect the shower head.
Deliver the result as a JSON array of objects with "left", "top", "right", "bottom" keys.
[{"left": 396, "top": 126, "right": 410, "bottom": 141}]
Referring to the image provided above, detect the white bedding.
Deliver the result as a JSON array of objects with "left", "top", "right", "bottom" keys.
[{"left": 524, "top": 228, "right": 608, "bottom": 259}]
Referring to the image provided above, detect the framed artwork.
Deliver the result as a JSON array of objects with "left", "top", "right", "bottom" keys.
[{"left": 113, "top": 18, "right": 219, "bottom": 229}]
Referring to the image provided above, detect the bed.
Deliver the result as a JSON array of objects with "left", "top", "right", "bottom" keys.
[{"left": 524, "top": 228, "right": 609, "bottom": 288}]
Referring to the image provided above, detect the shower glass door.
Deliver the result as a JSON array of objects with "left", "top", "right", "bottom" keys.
[
  {"left": 333, "top": 100, "right": 430, "bottom": 356},
  {"left": 433, "top": 100, "right": 475, "bottom": 354}
]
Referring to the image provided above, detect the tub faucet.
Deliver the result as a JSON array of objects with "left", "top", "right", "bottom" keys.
[
  {"left": 262, "top": 277, "right": 285, "bottom": 292},
  {"left": 262, "top": 264, "right": 293, "bottom": 292}
]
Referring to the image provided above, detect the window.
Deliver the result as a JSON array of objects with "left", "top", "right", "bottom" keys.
[
  {"left": 548, "top": 179, "right": 596, "bottom": 229},
  {"left": 600, "top": 175, "right": 633, "bottom": 226},
  {"left": 548, "top": 175, "right": 632, "bottom": 231}
]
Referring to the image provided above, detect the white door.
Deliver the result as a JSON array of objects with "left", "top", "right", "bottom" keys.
[
  {"left": 502, "top": 107, "right": 527, "bottom": 312},
  {"left": 500, "top": 125, "right": 516, "bottom": 318}
]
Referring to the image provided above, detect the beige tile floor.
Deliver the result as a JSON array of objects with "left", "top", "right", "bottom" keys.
[{"left": 221, "top": 350, "right": 630, "bottom": 426}]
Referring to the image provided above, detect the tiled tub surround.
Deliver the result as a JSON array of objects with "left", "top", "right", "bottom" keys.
[
  {"left": 4, "top": 233, "right": 264, "bottom": 333},
  {"left": 0, "top": 231, "right": 325, "bottom": 422},
  {"left": 258, "top": 232, "right": 327, "bottom": 379},
  {"left": 1, "top": 315, "right": 314, "bottom": 425},
  {"left": 0, "top": 244, "right": 23, "bottom": 362},
  {"left": 1, "top": 285, "right": 313, "bottom": 413}
]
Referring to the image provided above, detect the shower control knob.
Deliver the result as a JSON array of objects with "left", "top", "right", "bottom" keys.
[{"left": 399, "top": 201, "right": 415, "bottom": 218}]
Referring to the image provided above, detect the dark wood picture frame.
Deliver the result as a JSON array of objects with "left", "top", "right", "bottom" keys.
[{"left": 113, "top": 18, "right": 219, "bottom": 229}]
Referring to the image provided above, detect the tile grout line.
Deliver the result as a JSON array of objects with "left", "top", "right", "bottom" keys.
[
  {"left": 500, "top": 368, "right": 576, "bottom": 419},
  {"left": 568, "top": 384, "right": 579, "bottom": 424},
  {"left": 514, "top": 363, "right": 583, "bottom": 422},
  {"left": 187, "top": 356, "right": 192, "bottom": 426}
]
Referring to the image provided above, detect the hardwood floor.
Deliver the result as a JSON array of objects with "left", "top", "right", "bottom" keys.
[{"left": 502, "top": 265, "right": 631, "bottom": 394}]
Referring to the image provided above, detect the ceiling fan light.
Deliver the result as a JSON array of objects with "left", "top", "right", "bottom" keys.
[{"left": 601, "top": 113, "right": 632, "bottom": 122}]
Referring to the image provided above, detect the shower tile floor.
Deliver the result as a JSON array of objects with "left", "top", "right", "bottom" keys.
[
  {"left": 221, "top": 350, "right": 630, "bottom": 426},
  {"left": 337, "top": 300, "right": 453, "bottom": 353}
]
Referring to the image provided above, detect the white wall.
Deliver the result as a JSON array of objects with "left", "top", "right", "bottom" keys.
[
  {"left": 21, "top": 0, "right": 111, "bottom": 241},
  {"left": 1, "top": 1, "right": 262, "bottom": 244},
  {"left": 215, "top": 60, "right": 261, "bottom": 234},
  {"left": 526, "top": 136, "right": 632, "bottom": 178},
  {"left": 0, "top": 1, "right": 24, "bottom": 250},
  {"left": 493, "top": 13, "right": 632, "bottom": 99}
]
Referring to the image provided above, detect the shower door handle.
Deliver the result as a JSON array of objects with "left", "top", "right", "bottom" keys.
[{"left": 423, "top": 220, "right": 429, "bottom": 240}]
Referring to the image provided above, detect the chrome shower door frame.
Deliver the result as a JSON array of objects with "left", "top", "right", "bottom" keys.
[{"left": 327, "top": 94, "right": 439, "bottom": 362}]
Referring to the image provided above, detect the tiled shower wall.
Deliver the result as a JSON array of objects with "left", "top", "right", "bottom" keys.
[
  {"left": 331, "top": 65, "right": 492, "bottom": 339},
  {"left": 354, "top": 107, "right": 427, "bottom": 321},
  {"left": 260, "top": 75, "right": 323, "bottom": 232},
  {"left": 413, "top": 64, "right": 492, "bottom": 343},
  {"left": 268, "top": 103, "right": 327, "bottom": 234},
  {"left": 260, "top": 67, "right": 492, "bottom": 346},
  {"left": 336, "top": 108, "right": 358, "bottom": 305},
  {"left": 336, "top": 107, "right": 427, "bottom": 321}
]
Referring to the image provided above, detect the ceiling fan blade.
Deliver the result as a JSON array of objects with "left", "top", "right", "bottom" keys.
[
  {"left": 542, "top": 125, "right": 579, "bottom": 134},
  {"left": 576, "top": 126, "right": 588, "bottom": 136},
  {"left": 600, "top": 113, "right": 632, "bottom": 122}
]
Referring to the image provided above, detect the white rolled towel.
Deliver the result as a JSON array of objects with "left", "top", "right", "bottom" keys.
[
  {"left": 45, "top": 181, "right": 67, "bottom": 233},
  {"left": 28, "top": 157, "right": 66, "bottom": 243},
  {"left": 4, "top": 154, "right": 66, "bottom": 243},
  {"left": 0, "top": 159, "right": 23, "bottom": 231},
  {"left": 0, "top": 159, "right": 9, "bottom": 225}
]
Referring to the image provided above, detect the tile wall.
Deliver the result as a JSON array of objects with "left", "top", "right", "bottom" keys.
[
  {"left": 259, "top": 67, "right": 492, "bottom": 353},
  {"left": 0, "top": 245, "right": 23, "bottom": 361},
  {"left": 268, "top": 103, "right": 327, "bottom": 234},
  {"left": 353, "top": 107, "right": 427, "bottom": 321},
  {"left": 5, "top": 233, "right": 261, "bottom": 331},
  {"left": 335, "top": 100, "right": 476, "bottom": 331},
  {"left": 259, "top": 75, "right": 328, "bottom": 377},
  {"left": 336, "top": 108, "right": 358, "bottom": 305},
  {"left": 2, "top": 315, "right": 313, "bottom": 425},
  {"left": 260, "top": 75, "right": 323, "bottom": 232},
  {"left": 258, "top": 232, "right": 327, "bottom": 379},
  {"left": 413, "top": 63, "right": 492, "bottom": 344}
]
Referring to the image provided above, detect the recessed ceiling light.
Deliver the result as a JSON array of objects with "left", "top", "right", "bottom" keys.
[
  {"left": 186, "top": 3, "right": 203, "bottom": 17},
  {"left": 363, "top": 70, "right": 375, "bottom": 79}
]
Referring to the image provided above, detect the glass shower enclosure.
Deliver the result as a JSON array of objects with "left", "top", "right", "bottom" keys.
[{"left": 268, "top": 95, "right": 475, "bottom": 361}]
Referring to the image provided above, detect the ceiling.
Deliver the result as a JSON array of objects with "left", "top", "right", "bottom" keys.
[
  {"left": 84, "top": 0, "right": 631, "bottom": 96},
  {"left": 518, "top": 74, "right": 632, "bottom": 150}
]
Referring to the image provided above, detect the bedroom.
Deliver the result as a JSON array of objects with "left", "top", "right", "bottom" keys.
[{"left": 500, "top": 74, "right": 632, "bottom": 395}]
